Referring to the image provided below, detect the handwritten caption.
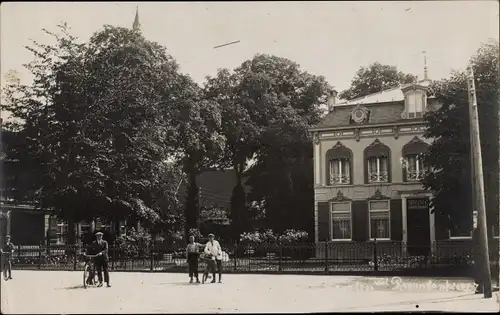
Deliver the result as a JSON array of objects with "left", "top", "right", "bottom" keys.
[{"left": 344, "top": 277, "right": 478, "bottom": 292}]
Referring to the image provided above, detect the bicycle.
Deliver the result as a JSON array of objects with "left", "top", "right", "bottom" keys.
[{"left": 82, "top": 254, "right": 100, "bottom": 289}]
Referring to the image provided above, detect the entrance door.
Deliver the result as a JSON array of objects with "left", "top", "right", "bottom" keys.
[{"left": 406, "top": 198, "right": 431, "bottom": 256}]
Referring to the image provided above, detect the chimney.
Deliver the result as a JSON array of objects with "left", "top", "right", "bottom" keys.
[{"left": 328, "top": 90, "right": 338, "bottom": 112}]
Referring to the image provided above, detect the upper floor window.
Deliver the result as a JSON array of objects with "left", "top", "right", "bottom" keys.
[
  {"left": 406, "top": 154, "right": 426, "bottom": 181},
  {"left": 331, "top": 201, "right": 352, "bottom": 241},
  {"left": 329, "top": 159, "right": 350, "bottom": 185},
  {"left": 402, "top": 137, "right": 429, "bottom": 182},
  {"left": 326, "top": 142, "right": 352, "bottom": 186},
  {"left": 364, "top": 139, "right": 391, "bottom": 184}
]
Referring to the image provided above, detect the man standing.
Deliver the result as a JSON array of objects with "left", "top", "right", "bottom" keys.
[
  {"left": 93, "top": 232, "right": 111, "bottom": 287},
  {"left": 1, "top": 235, "right": 15, "bottom": 281},
  {"left": 186, "top": 236, "right": 201, "bottom": 283},
  {"left": 204, "top": 233, "right": 223, "bottom": 283}
]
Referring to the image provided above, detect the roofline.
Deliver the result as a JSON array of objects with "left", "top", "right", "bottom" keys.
[
  {"left": 337, "top": 86, "right": 403, "bottom": 105},
  {"left": 309, "top": 119, "right": 426, "bottom": 132}
]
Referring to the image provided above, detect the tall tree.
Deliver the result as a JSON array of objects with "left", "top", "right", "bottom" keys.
[
  {"left": 423, "top": 40, "right": 499, "bottom": 237},
  {"left": 172, "top": 75, "right": 225, "bottom": 239},
  {"left": 206, "top": 54, "right": 331, "bottom": 239},
  {"left": 339, "top": 62, "right": 416, "bottom": 100},
  {"left": 1, "top": 24, "right": 189, "bottom": 243}
]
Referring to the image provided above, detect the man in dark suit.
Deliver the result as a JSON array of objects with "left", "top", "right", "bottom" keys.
[{"left": 93, "top": 232, "right": 111, "bottom": 287}]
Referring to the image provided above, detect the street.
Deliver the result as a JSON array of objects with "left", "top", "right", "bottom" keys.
[{"left": 1, "top": 271, "right": 498, "bottom": 313}]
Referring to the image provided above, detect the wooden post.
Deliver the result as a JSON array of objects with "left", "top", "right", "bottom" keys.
[
  {"left": 467, "top": 65, "right": 492, "bottom": 298},
  {"left": 150, "top": 241, "right": 154, "bottom": 271},
  {"left": 278, "top": 242, "right": 283, "bottom": 272},
  {"left": 373, "top": 238, "right": 378, "bottom": 272},
  {"left": 233, "top": 242, "right": 237, "bottom": 272},
  {"left": 38, "top": 242, "right": 42, "bottom": 269},
  {"left": 324, "top": 242, "right": 329, "bottom": 273}
]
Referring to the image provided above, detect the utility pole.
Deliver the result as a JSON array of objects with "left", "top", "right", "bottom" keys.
[{"left": 467, "top": 65, "right": 493, "bottom": 298}]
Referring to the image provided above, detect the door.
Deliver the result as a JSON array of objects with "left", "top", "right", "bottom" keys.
[{"left": 406, "top": 198, "right": 431, "bottom": 256}]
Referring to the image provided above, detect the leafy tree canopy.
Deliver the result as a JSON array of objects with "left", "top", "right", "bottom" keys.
[
  {"left": 339, "top": 62, "right": 416, "bottom": 100},
  {"left": 1, "top": 24, "right": 191, "bottom": 232},
  {"left": 423, "top": 40, "right": 499, "bottom": 234}
]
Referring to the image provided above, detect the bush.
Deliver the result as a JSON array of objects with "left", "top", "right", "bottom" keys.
[{"left": 114, "top": 228, "right": 166, "bottom": 259}]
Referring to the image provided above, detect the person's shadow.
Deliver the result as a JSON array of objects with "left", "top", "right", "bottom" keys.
[
  {"left": 56, "top": 285, "right": 87, "bottom": 290},
  {"left": 159, "top": 281, "right": 202, "bottom": 286}
]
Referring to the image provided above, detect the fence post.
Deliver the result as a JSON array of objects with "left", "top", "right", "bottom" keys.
[
  {"left": 38, "top": 242, "right": 42, "bottom": 269},
  {"left": 111, "top": 245, "right": 115, "bottom": 271},
  {"left": 278, "top": 242, "right": 283, "bottom": 273},
  {"left": 150, "top": 241, "right": 154, "bottom": 271},
  {"left": 324, "top": 242, "right": 329, "bottom": 273},
  {"left": 233, "top": 242, "right": 237, "bottom": 272},
  {"left": 373, "top": 237, "right": 378, "bottom": 272},
  {"left": 73, "top": 244, "right": 77, "bottom": 271}
]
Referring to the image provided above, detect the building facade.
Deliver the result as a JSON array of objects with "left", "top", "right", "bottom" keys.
[{"left": 308, "top": 76, "right": 498, "bottom": 258}]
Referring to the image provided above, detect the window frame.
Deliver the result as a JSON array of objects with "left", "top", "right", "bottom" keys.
[
  {"left": 367, "top": 156, "right": 389, "bottom": 183},
  {"left": 330, "top": 201, "right": 352, "bottom": 241},
  {"left": 368, "top": 200, "right": 391, "bottom": 241},
  {"left": 404, "top": 153, "right": 426, "bottom": 182},
  {"left": 328, "top": 158, "right": 351, "bottom": 185},
  {"left": 405, "top": 91, "right": 427, "bottom": 119}
]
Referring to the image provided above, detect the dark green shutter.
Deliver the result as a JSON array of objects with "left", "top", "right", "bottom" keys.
[
  {"left": 317, "top": 202, "right": 330, "bottom": 241},
  {"left": 390, "top": 199, "right": 403, "bottom": 241},
  {"left": 352, "top": 200, "right": 368, "bottom": 241}
]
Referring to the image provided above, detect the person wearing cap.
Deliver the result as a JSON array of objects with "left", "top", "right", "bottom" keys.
[
  {"left": 1, "top": 235, "right": 15, "bottom": 281},
  {"left": 92, "top": 231, "right": 110, "bottom": 287},
  {"left": 204, "top": 233, "right": 223, "bottom": 283}
]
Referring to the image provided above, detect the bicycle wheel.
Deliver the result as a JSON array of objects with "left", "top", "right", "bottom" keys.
[{"left": 83, "top": 264, "right": 90, "bottom": 289}]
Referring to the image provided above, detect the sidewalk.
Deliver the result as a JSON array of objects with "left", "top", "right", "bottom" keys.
[{"left": 1, "top": 271, "right": 498, "bottom": 313}]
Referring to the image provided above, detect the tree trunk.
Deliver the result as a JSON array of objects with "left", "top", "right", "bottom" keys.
[
  {"left": 67, "top": 219, "right": 76, "bottom": 245},
  {"left": 184, "top": 168, "right": 199, "bottom": 240},
  {"left": 230, "top": 165, "right": 247, "bottom": 240}
]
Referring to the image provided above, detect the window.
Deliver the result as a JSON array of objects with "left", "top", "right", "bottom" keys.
[
  {"left": 367, "top": 156, "right": 389, "bottom": 183},
  {"left": 56, "top": 221, "right": 67, "bottom": 244},
  {"left": 369, "top": 200, "right": 390, "bottom": 240},
  {"left": 406, "top": 92, "right": 426, "bottom": 118},
  {"left": 405, "top": 154, "right": 426, "bottom": 181},
  {"left": 329, "top": 158, "right": 350, "bottom": 185},
  {"left": 331, "top": 202, "right": 351, "bottom": 240},
  {"left": 326, "top": 142, "right": 352, "bottom": 186}
]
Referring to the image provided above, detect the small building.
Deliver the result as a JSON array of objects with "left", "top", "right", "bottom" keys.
[{"left": 309, "top": 72, "right": 498, "bottom": 258}]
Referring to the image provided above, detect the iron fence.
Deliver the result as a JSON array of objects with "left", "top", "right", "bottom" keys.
[{"left": 4, "top": 240, "right": 498, "bottom": 277}]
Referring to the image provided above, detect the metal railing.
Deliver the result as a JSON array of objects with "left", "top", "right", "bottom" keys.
[{"left": 5, "top": 240, "right": 498, "bottom": 276}]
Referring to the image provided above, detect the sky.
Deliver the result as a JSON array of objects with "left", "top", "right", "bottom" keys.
[{"left": 1, "top": 1, "right": 499, "bottom": 120}]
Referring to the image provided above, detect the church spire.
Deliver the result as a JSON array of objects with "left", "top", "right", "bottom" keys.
[
  {"left": 133, "top": 6, "right": 141, "bottom": 31},
  {"left": 422, "top": 50, "right": 429, "bottom": 80}
]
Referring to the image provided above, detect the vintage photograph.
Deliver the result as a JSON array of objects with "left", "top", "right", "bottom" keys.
[{"left": 0, "top": 1, "right": 499, "bottom": 313}]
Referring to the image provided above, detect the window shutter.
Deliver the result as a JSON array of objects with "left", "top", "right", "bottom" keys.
[
  {"left": 351, "top": 200, "right": 368, "bottom": 241},
  {"left": 317, "top": 202, "right": 330, "bottom": 242},
  {"left": 390, "top": 199, "right": 403, "bottom": 241}
]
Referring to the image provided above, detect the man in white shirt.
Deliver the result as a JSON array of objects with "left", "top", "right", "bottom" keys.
[{"left": 204, "top": 233, "right": 223, "bottom": 283}]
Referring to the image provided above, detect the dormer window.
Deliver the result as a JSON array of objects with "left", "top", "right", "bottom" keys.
[
  {"left": 406, "top": 92, "right": 426, "bottom": 118},
  {"left": 402, "top": 83, "right": 428, "bottom": 119}
]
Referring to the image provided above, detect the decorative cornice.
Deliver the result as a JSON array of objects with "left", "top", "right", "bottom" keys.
[
  {"left": 368, "top": 189, "right": 390, "bottom": 200},
  {"left": 407, "top": 136, "right": 426, "bottom": 145},
  {"left": 329, "top": 190, "right": 352, "bottom": 202},
  {"left": 354, "top": 128, "right": 360, "bottom": 142},
  {"left": 393, "top": 126, "right": 399, "bottom": 139},
  {"left": 313, "top": 132, "right": 320, "bottom": 145}
]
